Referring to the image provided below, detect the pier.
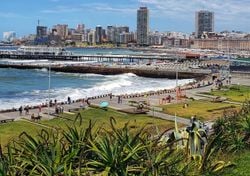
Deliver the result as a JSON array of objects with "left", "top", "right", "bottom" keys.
[{"left": 0, "top": 50, "right": 183, "bottom": 62}]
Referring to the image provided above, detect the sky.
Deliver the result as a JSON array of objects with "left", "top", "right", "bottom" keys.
[{"left": 0, "top": 0, "right": 250, "bottom": 39}]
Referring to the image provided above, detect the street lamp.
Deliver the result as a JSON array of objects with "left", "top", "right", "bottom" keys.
[
  {"left": 48, "top": 61, "right": 51, "bottom": 118},
  {"left": 175, "top": 57, "right": 179, "bottom": 103}
]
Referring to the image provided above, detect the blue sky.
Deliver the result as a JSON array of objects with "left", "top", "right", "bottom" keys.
[{"left": 0, "top": 0, "right": 250, "bottom": 39}]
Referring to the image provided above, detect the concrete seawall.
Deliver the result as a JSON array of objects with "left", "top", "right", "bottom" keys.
[{"left": 0, "top": 64, "right": 207, "bottom": 79}]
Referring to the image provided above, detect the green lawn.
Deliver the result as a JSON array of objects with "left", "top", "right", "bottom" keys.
[
  {"left": 223, "top": 151, "right": 250, "bottom": 176},
  {"left": 0, "top": 120, "right": 44, "bottom": 147},
  {"left": 41, "top": 107, "right": 174, "bottom": 133},
  {"left": 0, "top": 107, "right": 173, "bottom": 147},
  {"left": 161, "top": 100, "right": 240, "bottom": 121},
  {"left": 206, "top": 85, "right": 250, "bottom": 102}
]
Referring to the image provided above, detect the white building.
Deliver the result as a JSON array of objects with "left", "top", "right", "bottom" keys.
[{"left": 3, "top": 31, "right": 16, "bottom": 42}]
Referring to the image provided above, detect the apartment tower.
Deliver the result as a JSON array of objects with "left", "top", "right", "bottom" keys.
[
  {"left": 195, "top": 10, "right": 214, "bottom": 38},
  {"left": 137, "top": 7, "right": 149, "bottom": 46}
]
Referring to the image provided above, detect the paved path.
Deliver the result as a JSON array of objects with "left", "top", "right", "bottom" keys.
[{"left": 147, "top": 111, "right": 190, "bottom": 125}]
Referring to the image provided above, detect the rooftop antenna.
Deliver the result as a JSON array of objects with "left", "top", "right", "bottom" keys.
[{"left": 38, "top": 19, "right": 40, "bottom": 26}]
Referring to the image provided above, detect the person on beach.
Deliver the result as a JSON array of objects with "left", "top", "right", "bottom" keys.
[{"left": 19, "top": 106, "right": 23, "bottom": 116}]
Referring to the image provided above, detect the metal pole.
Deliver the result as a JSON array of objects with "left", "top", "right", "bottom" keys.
[
  {"left": 176, "top": 58, "right": 178, "bottom": 103},
  {"left": 48, "top": 62, "right": 51, "bottom": 118}
]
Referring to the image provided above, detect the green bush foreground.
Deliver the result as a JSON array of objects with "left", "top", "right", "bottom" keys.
[{"left": 1, "top": 100, "right": 250, "bottom": 175}]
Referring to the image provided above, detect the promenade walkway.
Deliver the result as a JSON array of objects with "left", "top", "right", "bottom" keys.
[{"left": 0, "top": 73, "right": 249, "bottom": 126}]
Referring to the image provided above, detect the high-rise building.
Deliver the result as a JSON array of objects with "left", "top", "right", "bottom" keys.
[
  {"left": 195, "top": 10, "right": 214, "bottom": 38},
  {"left": 107, "top": 26, "right": 116, "bottom": 43},
  {"left": 107, "top": 26, "right": 130, "bottom": 44},
  {"left": 87, "top": 30, "right": 96, "bottom": 44},
  {"left": 54, "top": 24, "right": 68, "bottom": 40},
  {"left": 137, "top": 7, "right": 149, "bottom": 46},
  {"left": 36, "top": 26, "right": 47, "bottom": 38},
  {"left": 95, "top": 25, "right": 102, "bottom": 44},
  {"left": 76, "top": 24, "right": 85, "bottom": 34},
  {"left": 3, "top": 31, "right": 16, "bottom": 42}
]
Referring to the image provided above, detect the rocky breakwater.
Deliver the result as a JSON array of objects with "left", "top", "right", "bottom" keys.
[{"left": 0, "top": 63, "right": 209, "bottom": 79}]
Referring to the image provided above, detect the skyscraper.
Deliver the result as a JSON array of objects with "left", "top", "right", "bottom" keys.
[
  {"left": 195, "top": 10, "right": 214, "bottom": 38},
  {"left": 36, "top": 26, "right": 47, "bottom": 38},
  {"left": 76, "top": 24, "right": 85, "bottom": 34},
  {"left": 95, "top": 25, "right": 102, "bottom": 44},
  {"left": 137, "top": 7, "right": 149, "bottom": 46}
]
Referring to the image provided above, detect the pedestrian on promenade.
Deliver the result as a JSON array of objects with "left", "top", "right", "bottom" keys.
[
  {"left": 109, "top": 93, "right": 112, "bottom": 100},
  {"left": 80, "top": 99, "right": 84, "bottom": 108},
  {"left": 86, "top": 98, "right": 91, "bottom": 106},
  {"left": 60, "top": 106, "right": 64, "bottom": 113},
  {"left": 68, "top": 96, "right": 71, "bottom": 104},
  {"left": 118, "top": 96, "right": 121, "bottom": 104},
  {"left": 55, "top": 106, "right": 59, "bottom": 114},
  {"left": 38, "top": 105, "right": 42, "bottom": 114},
  {"left": 19, "top": 106, "right": 23, "bottom": 116},
  {"left": 24, "top": 105, "right": 29, "bottom": 115}
]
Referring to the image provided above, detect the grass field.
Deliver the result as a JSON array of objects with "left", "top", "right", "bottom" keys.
[
  {"left": 0, "top": 107, "right": 173, "bottom": 147},
  {"left": 223, "top": 151, "right": 250, "bottom": 176},
  {"left": 161, "top": 100, "right": 240, "bottom": 121},
  {"left": 205, "top": 85, "right": 250, "bottom": 102}
]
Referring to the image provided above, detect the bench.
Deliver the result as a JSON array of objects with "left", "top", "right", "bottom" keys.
[{"left": 0, "top": 119, "right": 14, "bottom": 124}]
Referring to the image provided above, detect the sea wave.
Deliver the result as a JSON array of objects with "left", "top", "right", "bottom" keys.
[{"left": 0, "top": 71, "right": 193, "bottom": 110}]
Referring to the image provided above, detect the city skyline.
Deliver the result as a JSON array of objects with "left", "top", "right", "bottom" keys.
[{"left": 1, "top": 0, "right": 250, "bottom": 39}]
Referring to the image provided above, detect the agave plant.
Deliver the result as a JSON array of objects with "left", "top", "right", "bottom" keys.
[
  {"left": 8, "top": 130, "right": 78, "bottom": 175},
  {"left": 0, "top": 144, "right": 8, "bottom": 176},
  {"left": 86, "top": 117, "right": 146, "bottom": 175}
]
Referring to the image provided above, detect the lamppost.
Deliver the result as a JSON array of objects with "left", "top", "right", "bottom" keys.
[
  {"left": 48, "top": 61, "right": 51, "bottom": 118},
  {"left": 175, "top": 57, "right": 179, "bottom": 103}
]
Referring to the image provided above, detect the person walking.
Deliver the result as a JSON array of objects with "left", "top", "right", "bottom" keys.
[
  {"left": 19, "top": 106, "right": 23, "bottom": 116},
  {"left": 38, "top": 105, "right": 42, "bottom": 115},
  {"left": 68, "top": 96, "right": 71, "bottom": 104},
  {"left": 26, "top": 105, "right": 29, "bottom": 115},
  {"left": 118, "top": 96, "right": 121, "bottom": 104}
]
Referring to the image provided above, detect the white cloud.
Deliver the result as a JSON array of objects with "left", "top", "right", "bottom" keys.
[
  {"left": 42, "top": 3, "right": 136, "bottom": 14},
  {"left": 138, "top": 0, "right": 250, "bottom": 31},
  {"left": 138, "top": 0, "right": 250, "bottom": 19}
]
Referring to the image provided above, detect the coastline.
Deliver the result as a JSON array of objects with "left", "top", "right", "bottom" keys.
[{"left": 0, "top": 77, "right": 211, "bottom": 114}]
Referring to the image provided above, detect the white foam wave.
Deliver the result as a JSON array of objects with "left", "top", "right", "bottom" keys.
[
  {"left": 0, "top": 72, "right": 194, "bottom": 110},
  {"left": 34, "top": 68, "right": 48, "bottom": 73}
]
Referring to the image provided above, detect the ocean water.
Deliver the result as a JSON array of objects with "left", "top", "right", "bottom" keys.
[{"left": 0, "top": 68, "right": 193, "bottom": 110}]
